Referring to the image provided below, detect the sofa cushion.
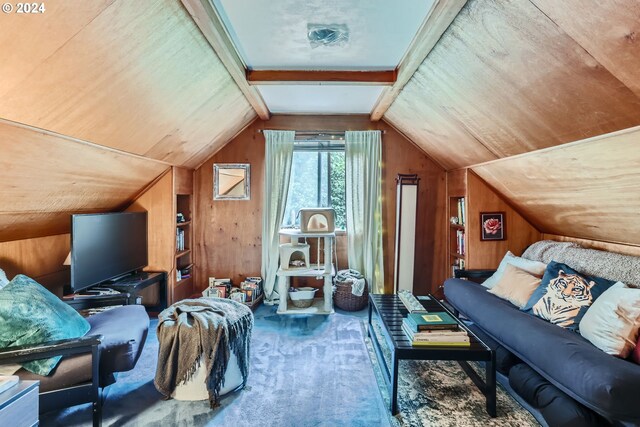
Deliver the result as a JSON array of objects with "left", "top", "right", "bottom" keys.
[
  {"left": 0, "top": 275, "right": 90, "bottom": 375},
  {"left": 509, "top": 363, "right": 605, "bottom": 427},
  {"left": 580, "top": 282, "right": 640, "bottom": 358},
  {"left": 523, "top": 261, "right": 616, "bottom": 331},
  {"left": 481, "top": 251, "right": 547, "bottom": 289},
  {"left": 444, "top": 278, "right": 640, "bottom": 422},
  {"left": 523, "top": 240, "right": 640, "bottom": 287},
  {"left": 87, "top": 305, "right": 149, "bottom": 379},
  {"left": 488, "top": 264, "right": 541, "bottom": 309},
  {"left": 466, "top": 322, "right": 521, "bottom": 375}
]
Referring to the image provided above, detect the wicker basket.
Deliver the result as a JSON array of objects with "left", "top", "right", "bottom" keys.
[
  {"left": 289, "top": 287, "right": 317, "bottom": 308},
  {"left": 290, "top": 298, "right": 314, "bottom": 308},
  {"left": 333, "top": 279, "right": 368, "bottom": 311}
]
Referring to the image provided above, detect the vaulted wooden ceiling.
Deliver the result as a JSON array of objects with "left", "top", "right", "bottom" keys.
[
  {"left": 1, "top": 0, "right": 639, "bottom": 247},
  {"left": 384, "top": 0, "right": 640, "bottom": 170},
  {"left": 0, "top": 0, "right": 256, "bottom": 169}
]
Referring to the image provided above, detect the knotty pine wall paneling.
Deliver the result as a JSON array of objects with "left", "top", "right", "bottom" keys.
[
  {"left": 194, "top": 121, "right": 265, "bottom": 291},
  {"left": 194, "top": 116, "right": 447, "bottom": 295}
]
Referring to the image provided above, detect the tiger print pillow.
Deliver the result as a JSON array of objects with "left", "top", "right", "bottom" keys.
[{"left": 522, "top": 261, "right": 616, "bottom": 331}]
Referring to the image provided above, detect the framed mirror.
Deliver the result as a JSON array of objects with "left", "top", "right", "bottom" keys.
[{"left": 213, "top": 163, "right": 250, "bottom": 200}]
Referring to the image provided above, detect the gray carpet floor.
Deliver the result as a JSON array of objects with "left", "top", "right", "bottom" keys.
[
  {"left": 40, "top": 304, "right": 538, "bottom": 426},
  {"left": 41, "top": 305, "right": 390, "bottom": 426}
]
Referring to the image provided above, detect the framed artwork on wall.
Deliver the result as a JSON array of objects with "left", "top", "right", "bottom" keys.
[
  {"left": 213, "top": 163, "right": 250, "bottom": 200},
  {"left": 480, "top": 212, "right": 505, "bottom": 241}
]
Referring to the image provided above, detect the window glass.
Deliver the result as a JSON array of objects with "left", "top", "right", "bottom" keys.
[{"left": 282, "top": 150, "right": 346, "bottom": 230}]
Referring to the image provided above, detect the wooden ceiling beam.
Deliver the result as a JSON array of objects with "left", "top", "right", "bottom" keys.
[
  {"left": 370, "top": 0, "right": 467, "bottom": 121},
  {"left": 246, "top": 70, "right": 396, "bottom": 85},
  {"left": 180, "top": 0, "right": 270, "bottom": 120}
]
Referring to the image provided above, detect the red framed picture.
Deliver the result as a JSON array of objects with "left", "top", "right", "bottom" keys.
[{"left": 480, "top": 212, "right": 505, "bottom": 241}]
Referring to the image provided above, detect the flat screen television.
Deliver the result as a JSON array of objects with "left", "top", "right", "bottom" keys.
[{"left": 70, "top": 212, "right": 148, "bottom": 293}]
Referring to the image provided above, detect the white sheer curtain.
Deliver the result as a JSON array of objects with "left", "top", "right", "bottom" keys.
[
  {"left": 345, "top": 130, "right": 384, "bottom": 294},
  {"left": 261, "top": 130, "right": 295, "bottom": 303}
]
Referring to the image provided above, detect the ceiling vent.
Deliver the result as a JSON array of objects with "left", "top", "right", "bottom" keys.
[{"left": 307, "top": 24, "right": 349, "bottom": 48}]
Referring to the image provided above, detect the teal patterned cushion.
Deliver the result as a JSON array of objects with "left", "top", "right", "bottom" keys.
[{"left": 0, "top": 275, "right": 90, "bottom": 375}]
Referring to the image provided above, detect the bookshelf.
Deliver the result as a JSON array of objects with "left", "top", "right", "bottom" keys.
[
  {"left": 446, "top": 169, "right": 541, "bottom": 277},
  {"left": 174, "top": 190, "right": 194, "bottom": 301},
  {"left": 448, "top": 196, "right": 466, "bottom": 276}
]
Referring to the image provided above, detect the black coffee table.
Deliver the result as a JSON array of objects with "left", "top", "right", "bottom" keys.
[{"left": 368, "top": 293, "right": 496, "bottom": 416}]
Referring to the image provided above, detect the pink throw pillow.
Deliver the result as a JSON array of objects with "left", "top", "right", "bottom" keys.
[{"left": 632, "top": 337, "right": 640, "bottom": 364}]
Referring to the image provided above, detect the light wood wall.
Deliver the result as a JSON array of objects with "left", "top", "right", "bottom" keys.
[
  {"left": 0, "top": 234, "right": 70, "bottom": 297},
  {"left": 194, "top": 115, "right": 447, "bottom": 295},
  {"left": 384, "top": 0, "right": 640, "bottom": 170},
  {"left": 473, "top": 126, "right": 640, "bottom": 247},
  {"left": 125, "top": 170, "right": 175, "bottom": 304},
  {"left": 0, "top": 0, "right": 256, "bottom": 168},
  {"left": 0, "top": 119, "right": 169, "bottom": 242},
  {"left": 464, "top": 171, "right": 541, "bottom": 269}
]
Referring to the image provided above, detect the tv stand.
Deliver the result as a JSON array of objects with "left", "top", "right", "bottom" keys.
[{"left": 107, "top": 271, "right": 167, "bottom": 311}]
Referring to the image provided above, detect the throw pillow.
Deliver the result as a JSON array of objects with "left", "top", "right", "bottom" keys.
[
  {"left": 523, "top": 261, "right": 616, "bottom": 331},
  {"left": 0, "top": 268, "right": 9, "bottom": 289},
  {"left": 482, "top": 251, "right": 547, "bottom": 289},
  {"left": 487, "top": 264, "right": 542, "bottom": 309},
  {"left": 579, "top": 282, "right": 640, "bottom": 358},
  {"left": 0, "top": 275, "right": 90, "bottom": 375}
]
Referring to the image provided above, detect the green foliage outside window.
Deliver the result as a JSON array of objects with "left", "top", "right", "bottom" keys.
[{"left": 282, "top": 150, "right": 346, "bottom": 230}]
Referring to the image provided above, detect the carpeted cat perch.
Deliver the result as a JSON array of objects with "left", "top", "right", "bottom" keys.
[{"left": 154, "top": 298, "right": 253, "bottom": 408}]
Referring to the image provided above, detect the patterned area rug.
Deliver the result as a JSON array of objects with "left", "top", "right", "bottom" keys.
[{"left": 366, "top": 318, "right": 540, "bottom": 427}]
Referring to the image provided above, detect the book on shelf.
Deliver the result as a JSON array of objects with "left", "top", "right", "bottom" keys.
[
  {"left": 405, "top": 312, "right": 459, "bottom": 331},
  {"left": 457, "top": 197, "right": 466, "bottom": 226},
  {"left": 456, "top": 229, "right": 465, "bottom": 255},
  {"left": 176, "top": 228, "right": 185, "bottom": 252}
]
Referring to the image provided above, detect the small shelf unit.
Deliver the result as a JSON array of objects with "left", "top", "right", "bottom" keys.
[{"left": 276, "top": 229, "right": 335, "bottom": 315}]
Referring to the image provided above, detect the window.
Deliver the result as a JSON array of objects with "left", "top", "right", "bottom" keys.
[{"left": 282, "top": 138, "right": 346, "bottom": 230}]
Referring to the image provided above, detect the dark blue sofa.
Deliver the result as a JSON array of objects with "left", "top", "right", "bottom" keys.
[{"left": 444, "top": 278, "right": 640, "bottom": 427}]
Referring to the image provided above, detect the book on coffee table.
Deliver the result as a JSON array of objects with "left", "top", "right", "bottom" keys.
[
  {"left": 404, "top": 312, "right": 459, "bottom": 331},
  {"left": 402, "top": 321, "right": 469, "bottom": 344}
]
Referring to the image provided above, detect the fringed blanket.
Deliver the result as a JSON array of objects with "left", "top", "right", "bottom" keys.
[{"left": 154, "top": 298, "right": 253, "bottom": 408}]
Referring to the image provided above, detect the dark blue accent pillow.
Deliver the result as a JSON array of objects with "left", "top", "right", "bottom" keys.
[
  {"left": 0, "top": 275, "right": 90, "bottom": 375},
  {"left": 521, "top": 261, "right": 616, "bottom": 331}
]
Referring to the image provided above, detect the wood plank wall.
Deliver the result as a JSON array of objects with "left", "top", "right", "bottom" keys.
[
  {"left": 194, "top": 116, "right": 447, "bottom": 295},
  {"left": 464, "top": 171, "right": 541, "bottom": 269},
  {"left": 0, "top": 234, "right": 70, "bottom": 297}
]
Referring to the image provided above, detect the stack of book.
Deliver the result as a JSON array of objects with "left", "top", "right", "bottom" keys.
[{"left": 402, "top": 312, "right": 470, "bottom": 347}]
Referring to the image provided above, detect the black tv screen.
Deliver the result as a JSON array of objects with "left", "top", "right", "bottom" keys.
[{"left": 70, "top": 212, "right": 148, "bottom": 293}]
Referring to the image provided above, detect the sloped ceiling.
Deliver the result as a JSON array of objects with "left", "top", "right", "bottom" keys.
[
  {"left": 384, "top": 0, "right": 640, "bottom": 170},
  {"left": 0, "top": 120, "right": 168, "bottom": 242},
  {"left": 473, "top": 126, "right": 640, "bottom": 246},
  {"left": 0, "top": 0, "right": 256, "bottom": 169}
]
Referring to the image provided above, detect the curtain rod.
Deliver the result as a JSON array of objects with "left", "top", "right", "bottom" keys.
[{"left": 256, "top": 129, "right": 386, "bottom": 134}]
